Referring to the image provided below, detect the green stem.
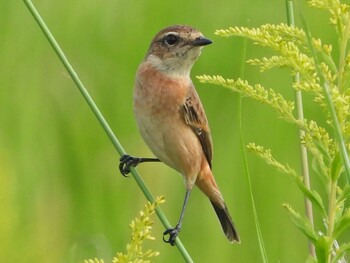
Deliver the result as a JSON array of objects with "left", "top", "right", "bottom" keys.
[
  {"left": 300, "top": 12, "right": 350, "bottom": 184},
  {"left": 327, "top": 180, "right": 337, "bottom": 263},
  {"left": 285, "top": 0, "right": 316, "bottom": 258},
  {"left": 238, "top": 37, "right": 269, "bottom": 262},
  {"left": 238, "top": 98, "right": 269, "bottom": 263},
  {"left": 22, "top": 1, "right": 193, "bottom": 262}
]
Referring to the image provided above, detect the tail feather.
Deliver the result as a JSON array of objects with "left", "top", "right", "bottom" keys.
[{"left": 210, "top": 200, "right": 240, "bottom": 243}]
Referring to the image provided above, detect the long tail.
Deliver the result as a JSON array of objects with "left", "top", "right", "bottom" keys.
[
  {"left": 195, "top": 164, "right": 240, "bottom": 243},
  {"left": 210, "top": 200, "right": 240, "bottom": 243}
]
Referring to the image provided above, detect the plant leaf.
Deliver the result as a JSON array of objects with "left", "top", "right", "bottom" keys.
[
  {"left": 332, "top": 242, "right": 350, "bottom": 263},
  {"left": 294, "top": 176, "right": 326, "bottom": 217},
  {"left": 282, "top": 203, "right": 317, "bottom": 242},
  {"left": 331, "top": 151, "right": 343, "bottom": 182},
  {"left": 314, "top": 235, "right": 330, "bottom": 263},
  {"left": 333, "top": 208, "right": 350, "bottom": 239}
]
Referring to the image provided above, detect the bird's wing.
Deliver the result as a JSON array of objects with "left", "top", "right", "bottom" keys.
[{"left": 182, "top": 85, "right": 213, "bottom": 168}]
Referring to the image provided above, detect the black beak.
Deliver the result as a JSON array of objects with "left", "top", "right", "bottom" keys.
[{"left": 191, "top": 36, "right": 212, "bottom": 47}]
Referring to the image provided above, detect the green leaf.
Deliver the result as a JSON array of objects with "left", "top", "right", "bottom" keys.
[
  {"left": 331, "top": 151, "right": 343, "bottom": 182},
  {"left": 294, "top": 176, "right": 326, "bottom": 217},
  {"left": 283, "top": 204, "right": 317, "bottom": 242},
  {"left": 332, "top": 242, "right": 350, "bottom": 263},
  {"left": 337, "top": 185, "right": 350, "bottom": 205},
  {"left": 333, "top": 208, "right": 350, "bottom": 239},
  {"left": 314, "top": 235, "right": 330, "bottom": 263},
  {"left": 311, "top": 156, "right": 328, "bottom": 184},
  {"left": 333, "top": 186, "right": 350, "bottom": 234}
]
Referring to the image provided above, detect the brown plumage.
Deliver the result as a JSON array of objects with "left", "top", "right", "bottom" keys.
[{"left": 133, "top": 25, "right": 240, "bottom": 244}]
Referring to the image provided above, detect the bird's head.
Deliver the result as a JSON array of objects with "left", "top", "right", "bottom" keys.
[{"left": 145, "top": 25, "right": 212, "bottom": 76}]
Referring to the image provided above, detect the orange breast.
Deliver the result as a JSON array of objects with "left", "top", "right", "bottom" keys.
[{"left": 135, "top": 62, "right": 190, "bottom": 120}]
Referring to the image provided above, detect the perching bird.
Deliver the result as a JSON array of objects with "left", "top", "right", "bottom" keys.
[{"left": 119, "top": 25, "right": 240, "bottom": 245}]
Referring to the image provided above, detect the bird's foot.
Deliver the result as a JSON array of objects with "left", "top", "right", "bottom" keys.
[
  {"left": 119, "top": 155, "right": 142, "bottom": 176},
  {"left": 163, "top": 224, "right": 181, "bottom": 246}
]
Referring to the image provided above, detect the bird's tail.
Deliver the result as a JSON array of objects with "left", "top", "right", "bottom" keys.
[
  {"left": 210, "top": 200, "right": 240, "bottom": 243},
  {"left": 195, "top": 164, "right": 240, "bottom": 243}
]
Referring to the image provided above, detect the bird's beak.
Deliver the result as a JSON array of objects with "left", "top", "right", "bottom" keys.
[{"left": 191, "top": 36, "right": 212, "bottom": 47}]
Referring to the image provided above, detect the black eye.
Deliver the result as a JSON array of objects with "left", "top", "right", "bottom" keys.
[{"left": 164, "top": 34, "right": 178, "bottom": 46}]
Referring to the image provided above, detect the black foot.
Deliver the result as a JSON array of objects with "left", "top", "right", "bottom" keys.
[
  {"left": 163, "top": 225, "right": 181, "bottom": 246},
  {"left": 119, "top": 154, "right": 142, "bottom": 176}
]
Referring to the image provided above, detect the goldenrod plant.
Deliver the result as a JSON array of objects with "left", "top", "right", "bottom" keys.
[
  {"left": 84, "top": 196, "right": 164, "bottom": 263},
  {"left": 198, "top": 0, "right": 350, "bottom": 262}
]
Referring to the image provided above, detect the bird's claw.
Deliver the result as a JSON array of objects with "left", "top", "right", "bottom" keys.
[
  {"left": 119, "top": 155, "right": 142, "bottom": 176},
  {"left": 163, "top": 225, "right": 181, "bottom": 246}
]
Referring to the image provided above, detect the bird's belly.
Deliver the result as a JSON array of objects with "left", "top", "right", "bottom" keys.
[
  {"left": 137, "top": 115, "right": 170, "bottom": 163},
  {"left": 135, "top": 110, "right": 202, "bottom": 178}
]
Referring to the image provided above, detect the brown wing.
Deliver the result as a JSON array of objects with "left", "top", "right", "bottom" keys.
[{"left": 182, "top": 87, "right": 213, "bottom": 168}]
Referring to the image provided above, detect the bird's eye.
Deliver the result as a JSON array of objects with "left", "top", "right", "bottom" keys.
[{"left": 164, "top": 34, "right": 178, "bottom": 46}]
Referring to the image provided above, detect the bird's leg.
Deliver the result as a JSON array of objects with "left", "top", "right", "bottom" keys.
[
  {"left": 163, "top": 189, "right": 191, "bottom": 246},
  {"left": 119, "top": 154, "right": 161, "bottom": 176}
]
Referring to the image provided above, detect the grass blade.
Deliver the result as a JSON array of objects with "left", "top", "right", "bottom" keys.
[{"left": 238, "top": 36, "right": 269, "bottom": 263}]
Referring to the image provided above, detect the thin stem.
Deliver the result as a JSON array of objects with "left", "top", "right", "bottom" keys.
[
  {"left": 238, "top": 37, "right": 269, "bottom": 262},
  {"left": 337, "top": 14, "right": 350, "bottom": 91},
  {"left": 327, "top": 180, "right": 337, "bottom": 263},
  {"left": 300, "top": 12, "right": 350, "bottom": 184},
  {"left": 238, "top": 98, "right": 269, "bottom": 263},
  {"left": 22, "top": 1, "right": 193, "bottom": 262},
  {"left": 285, "top": 0, "right": 316, "bottom": 258}
]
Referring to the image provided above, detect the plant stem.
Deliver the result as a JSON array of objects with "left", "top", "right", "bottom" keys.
[
  {"left": 300, "top": 13, "right": 350, "bottom": 184},
  {"left": 238, "top": 97, "right": 269, "bottom": 263},
  {"left": 327, "top": 180, "right": 337, "bottom": 263},
  {"left": 285, "top": 0, "right": 316, "bottom": 258},
  {"left": 238, "top": 37, "right": 269, "bottom": 262},
  {"left": 22, "top": 1, "right": 193, "bottom": 262}
]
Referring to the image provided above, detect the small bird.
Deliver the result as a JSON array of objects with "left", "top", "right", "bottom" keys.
[{"left": 120, "top": 25, "right": 240, "bottom": 245}]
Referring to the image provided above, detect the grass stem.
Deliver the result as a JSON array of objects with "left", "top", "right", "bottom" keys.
[
  {"left": 22, "top": 0, "right": 193, "bottom": 261},
  {"left": 238, "top": 37, "right": 269, "bottom": 262}
]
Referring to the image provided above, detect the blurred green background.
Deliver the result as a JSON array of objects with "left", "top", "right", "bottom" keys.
[{"left": 0, "top": 0, "right": 345, "bottom": 262}]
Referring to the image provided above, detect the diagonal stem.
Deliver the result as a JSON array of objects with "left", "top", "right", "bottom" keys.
[
  {"left": 22, "top": 0, "right": 193, "bottom": 262},
  {"left": 238, "top": 34, "right": 269, "bottom": 262}
]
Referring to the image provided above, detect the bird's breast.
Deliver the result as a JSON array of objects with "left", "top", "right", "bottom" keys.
[{"left": 134, "top": 63, "right": 191, "bottom": 120}]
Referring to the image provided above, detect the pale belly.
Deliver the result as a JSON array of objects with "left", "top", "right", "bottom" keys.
[{"left": 134, "top": 105, "right": 203, "bottom": 181}]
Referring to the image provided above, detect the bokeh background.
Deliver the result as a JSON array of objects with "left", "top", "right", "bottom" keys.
[{"left": 0, "top": 0, "right": 346, "bottom": 262}]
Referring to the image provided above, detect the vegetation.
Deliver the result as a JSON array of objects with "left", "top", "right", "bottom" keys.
[
  {"left": 198, "top": 0, "right": 350, "bottom": 262},
  {"left": 1, "top": 0, "right": 350, "bottom": 262}
]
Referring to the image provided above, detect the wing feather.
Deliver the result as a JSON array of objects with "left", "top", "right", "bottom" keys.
[{"left": 182, "top": 87, "right": 213, "bottom": 168}]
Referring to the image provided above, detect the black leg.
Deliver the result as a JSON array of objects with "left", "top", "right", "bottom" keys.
[
  {"left": 119, "top": 154, "right": 161, "bottom": 176},
  {"left": 163, "top": 190, "right": 191, "bottom": 246}
]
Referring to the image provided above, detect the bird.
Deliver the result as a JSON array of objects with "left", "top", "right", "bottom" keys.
[{"left": 119, "top": 25, "right": 240, "bottom": 246}]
